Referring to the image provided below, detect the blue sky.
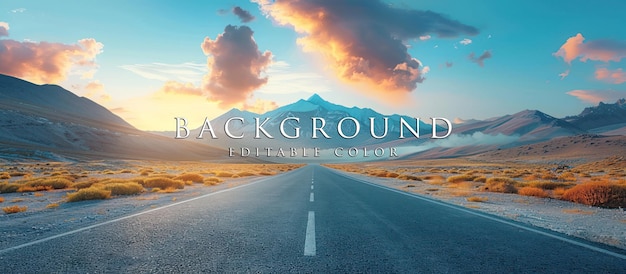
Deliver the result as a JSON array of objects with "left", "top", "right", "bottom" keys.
[{"left": 1, "top": 0, "right": 626, "bottom": 130}]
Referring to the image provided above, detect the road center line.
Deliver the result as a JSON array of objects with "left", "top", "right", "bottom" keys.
[
  {"left": 304, "top": 211, "right": 316, "bottom": 256},
  {"left": 311, "top": 185, "right": 314, "bottom": 190},
  {"left": 309, "top": 192, "right": 314, "bottom": 202}
]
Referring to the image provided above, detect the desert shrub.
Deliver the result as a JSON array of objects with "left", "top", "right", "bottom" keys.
[
  {"left": 215, "top": 171, "right": 234, "bottom": 177},
  {"left": 237, "top": 172, "right": 256, "bottom": 177},
  {"left": 385, "top": 172, "right": 400, "bottom": 178},
  {"left": 72, "top": 180, "right": 99, "bottom": 189},
  {"left": 3, "top": 205, "right": 27, "bottom": 214},
  {"left": 101, "top": 182, "right": 144, "bottom": 195},
  {"left": 397, "top": 174, "right": 422, "bottom": 181},
  {"left": 420, "top": 175, "right": 446, "bottom": 181},
  {"left": 34, "top": 192, "right": 44, "bottom": 197},
  {"left": 203, "top": 177, "right": 223, "bottom": 186},
  {"left": 0, "top": 172, "right": 10, "bottom": 179},
  {"left": 518, "top": 187, "right": 549, "bottom": 198},
  {"left": 473, "top": 176, "right": 487, "bottom": 183},
  {"left": 119, "top": 170, "right": 132, "bottom": 174},
  {"left": 9, "top": 171, "right": 28, "bottom": 177},
  {"left": 142, "top": 177, "right": 184, "bottom": 189},
  {"left": 46, "top": 203, "right": 59, "bottom": 209},
  {"left": 447, "top": 175, "right": 477, "bottom": 183},
  {"left": 153, "top": 187, "right": 179, "bottom": 193},
  {"left": 67, "top": 188, "right": 111, "bottom": 202},
  {"left": 26, "top": 177, "right": 73, "bottom": 189},
  {"left": 0, "top": 197, "right": 4, "bottom": 203},
  {"left": 481, "top": 177, "right": 518, "bottom": 193},
  {"left": 17, "top": 185, "right": 52, "bottom": 192},
  {"left": 259, "top": 171, "right": 276, "bottom": 176},
  {"left": 532, "top": 180, "right": 574, "bottom": 190},
  {"left": 0, "top": 183, "right": 20, "bottom": 193},
  {"left": 174, "top": 173, "right": 204, "bottom": 183},
  {"left": 562, "top": 182, "right": 626, "bottom": 208},
  {"left": 552, "top": 187, "right": 567, "bottom": 197},
  {"left": 557, "top": 172, "right": 577, "bottom": 182},
  {"left": 467, "top": 196, "right": 489, "bottom": 202}
]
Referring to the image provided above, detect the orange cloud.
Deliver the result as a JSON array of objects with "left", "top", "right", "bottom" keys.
[
  {"left": 85, "top": 80, "right": 104, "bottom": 93},
  {"left": 159, "top": 80, "right": 203, "bottom": 96},
  {"left": 0, "top": 22, "right": 103, "bottom": 84},
  {"left": 567, "top": 89, "right": 626, "bottom": 104},
  {"left": 242, "top": 99, "right": 279, "bottom": 114},
  {"left": 201, "top": 25, "right": 272, "bottom": 107},
  {"left": 254, "top": 0, "right": 478, "bottom": 96},
  {"left": 595, "top": 68, "right": 626, "bottom": 84},
  {"left": 554, "top": 33, "right": 626, "bottom": 64}
]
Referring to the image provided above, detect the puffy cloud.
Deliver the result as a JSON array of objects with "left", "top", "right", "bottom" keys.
[
  {"left": 233, "top": 6, "right": 255, "bottom": 23},
  {"left": 567, "top": 89, "right": 626, "bottom": 104},
  {"left": 11, "top": 8, "right": 26, "bottom": 13},
  {"left": 242, "top": 98, "right": 279, "bottom": 114},
  {"left": 468, "top": 50, "right": 491, "bottom": 67},
  {"left": 595, "top": 67, "right": 626, "bottom": 84},
  {"left": 419, "top": 35, "right": 431, "bottom": 41},
  {"left": 554, "top": 33, "right": 626, "bottom": 64},
  {"left": 0, "top": 23, "right": 103, "bottom": 84},
  {"left": 201, "top": 25, "right": 272, "bottom": 107},
  {"left": 254, "top": 0, "right": 478, "bottom": 95},
  {"left": 0, "top": 22, "right": 8, "bottom": 37},
  {"left": 159, "top": 80, "right": 203, "bottom": 96},
  {"left": 459, "top": 38, "right": 472, "bottom": 45}
]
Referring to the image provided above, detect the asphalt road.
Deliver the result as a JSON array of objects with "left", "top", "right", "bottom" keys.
[{"left": 1, "top": 165, "right": 624, "bottom": 273}]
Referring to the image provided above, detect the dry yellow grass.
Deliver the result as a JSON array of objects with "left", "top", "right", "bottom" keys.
[
  {"left": 518, "top": 187, "right": 549, "bottom": 198},
  {"left": 34, "top": 192, "right": 44, "bottom": 197},
  {"left": 0, "top": 197, "right": 4, "bottom": 203},
  {"left": 467, "top": 196, "right": 489, "bottom": 202},
  {"left": 0, "top": 183, "right": 21, "bottom": 193},
  {"left": 46, "top": 203, "right": 60, "bottom": 209},
  {"left": 101, "top": 182, "right": 144, "bottom": 195},
  {"left": 142, "top": 177, "right": 185, "bottom": 189},
  {"left": 174, "top": 173, "right": 204, "bottom": 183},
  {"left": 11, "top": 198, "right": 24, "bottom": 203},
  {"left": 481, "top": 177, "right": 518, "bottom": 193},
  {"left": 447, "top": 174, "right": 477, "bottom": 183},
  {"left": 0, "top": 172, "right": 11, "bottom": 179},
  {"left": 17, "top": 185, "right": 52, "bottom": 192},
  {"left": 67, "top": 188, "right": 111, "bottom": 202},
  {"left": 3, "top": 205, "right": 27, "bottom": 214},
  {"left": 203, "top": 177, "right": 223, "bottom": 186}
]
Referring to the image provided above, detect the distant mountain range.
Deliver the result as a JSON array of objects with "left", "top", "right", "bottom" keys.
[
  {"left": 1, "top": 73, "right": 625, "bottom": 161},
  {"left": 0, "top": 74, "right": 229, "bottom": 162},
  {"left": 175, "top": 93, "right": 438, "bottom": 149}
]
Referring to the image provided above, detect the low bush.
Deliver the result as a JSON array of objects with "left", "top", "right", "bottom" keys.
[
  {"left": 215, "top": 171, "right": 234, "bottom": 177},
  {"left": 203, "top": 177, "right": 223, "bottom": 186},
  {"left": 523, "top": 180, "right": 575, "bottom": 190},
  {"left": 481, "top": 177, "right": 518, "bottom": 193},
  {"left": 0, "top": 172, "right": 10, "bottom": 180},
  {"left": 561, "top": 182, "right": 626, "bottom": 208},
  {"left": 67, "top": 188, "right": 111, "bottom": 202},
  {"left": 447, "top": 175, "right": 477, "bottom": 183},
  {"left": 467, "top": 196, "right": 489, "bottom": 202},
  {"left": 518, "top": 187, "right": 549, "bottom": 198},
  {"left": 142, "top": 177, "right": 184, "bottom": 189},
  {"left": 3, "top": 205, "right": 27, "bottom": 214},
  {"left": 174, "top": 173, "right": 204, "bottom": 183},
  {"left": 101, "top": 182, "right": 144, "bottom": 195},
  {"left": 17, "top": 185, "right": 52, "bottom": 192},
  {"left": 0, "top": 197, "right": 4, "bottom": 203},
  {"left": 397, "top": 174, "right": 422, "bottom": 181},
  {"left": 0, "top": 183, "right": 20, "bottom": 193},
  {"left": 26, "top": 177, "right": 73, "bottom": 189}
]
